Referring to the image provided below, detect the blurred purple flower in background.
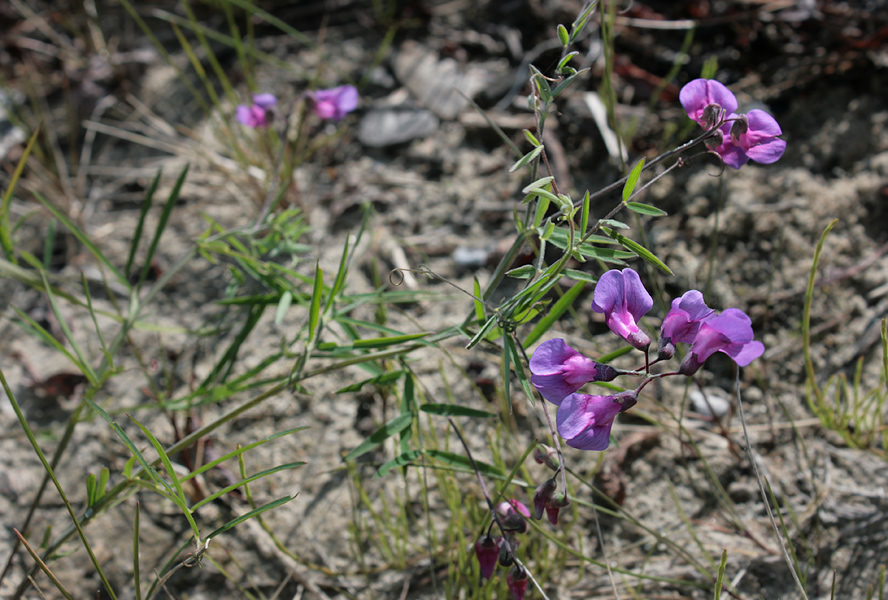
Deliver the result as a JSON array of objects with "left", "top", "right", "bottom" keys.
[
  {"left": 309, "top": 85, "right": 358, "bottom": 121},
  {"left": 679, "top": 308, "right": 765, "bottom": 375},
  {"left": 592, "top": 268, "right": 653, "bottom": 350},
  {"left": 529, "top": 338, "right": 618, "bottom": 404},
  {"left": 236, "top": 93, "right": 277, "bottom": 128}
]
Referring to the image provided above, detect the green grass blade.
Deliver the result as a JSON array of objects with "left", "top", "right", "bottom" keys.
[
  {"left": 38, "top": 270, "right": 98, "bottom": 384},
  {"left": 1, "top": 127, "right": 39, "bottom": 262},
  {"left": 419, "top": 403, "right": 495, "bottom": 418},
  {"left": 133, "top": 503, "right": 142, "bottom": 600},
  {"left": 125, "top": 170, "right": 161, "bottom": 279},
  {"left": 129, "top": 416, "right": 201, "bottom": 543},
  {"left": 206, "top": 494, "right": 297, "bottom": 540},
  {"left": 308, "top": 263, "right": 324, "bottom": 344},
  {"left": 714, "top": 549, "right": 727, "bottom": 600},
  {"left": 34, "top": 192, "right": 129, "bottom": 289},
  {"left": 11, "top": 306, "right": 92, "bottom": 379},
  {"left": 137, "top": 165, "right": 188, "bottom": 289},
  {"left": 191, "top": 462, "right": 305, "bottom": 511},
  {"left": 343, "top": 413, "right": 414, "bottom": 462}
]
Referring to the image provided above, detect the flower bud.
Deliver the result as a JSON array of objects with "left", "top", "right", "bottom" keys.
[
  {"left": 474, "top": 534, "right": 500, "bottom": 580},
  {"left": 533, "top": 478, "right": 557, "bottom": 520},
  {"left": 533, "top": 444, "right": 560, "bottom": 471},
  {"left": 506, "top": 565, "right": 529, "bottom": 600},
  {"left": 545, "top": 491, "right": 570, "bottom": 525},
  {"left": 496, "top": 500, "right": 530, "bottom": 533},
  {"left": 730, "top": 114, "right": 749, "bottom": 142},
  {"left": 702, "top": 103, "right": 722, "bottom": 129}
]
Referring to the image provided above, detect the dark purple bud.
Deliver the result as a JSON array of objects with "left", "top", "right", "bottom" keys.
[
  {"left": 506, "top": 565, "right": 529, "bottom": 600},
  {"left": 498, "top": 535, "right": 518, "bottom": 567},
  {"left": 474, "top": 534, "right": 500, "bottom": 580},
  {"left": 657, "top": 338, "right": 675, "bottom": 361},
  {"left": 533, "top": 478, "right": 557, "bottom": 520},
  {"left": 545, "top": 491, "right": 570, "bottom": 525}
]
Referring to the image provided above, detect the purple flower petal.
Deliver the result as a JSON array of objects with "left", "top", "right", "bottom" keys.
[
  {"left": 682, "top": 308, "right": 764, "bottom": 373},
  {"left": 679, "top": 79, "right": 738, "bottom": 126},
  {"left": 311, "top": 85, "right": 359, "bottom": 121},
  {"left": 745, "top": 109, "right": 782, "bottom": 137},
  {"left": 592, "top": 269, "right": 653, "bottom": 349},
  {"left": 529, "top": 338, "right": 616, "bottom": 404},
  {"left": 556, "top": 394, "right": 622, "bottom": 451},
  {"left": 661, "top": 290, "right": 714, "bottom": 344},
  {"left": 725, "top": 339, "right": 765, "bottom": 366},
  {"left": 744, "top": 137, "right": 786, "bottom": 164},
  {"left": 252, "top": 93, "right": 277, "bottom": 109}
]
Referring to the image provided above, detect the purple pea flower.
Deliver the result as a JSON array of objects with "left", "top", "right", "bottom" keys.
[
  {"left": 309, "top": 85, "right": 358, "bottom": 121},
  {"left": 710, "top": 110, "right": 787, "bottom": 169},
  {"left": 496, "top": 499, "right": 531, "bottom": 534},
  {"left": 658, "top": 290, "right": 715, "bottom": 359},
  {"left": 474, "top": 534, "right": 500, "bottom": 579},
  {"left": 556, "top": 391, "right": 636, "bottom": 451},
  {"left": 592, "top": 268, "right": 654, "bottom": 350},
  {"left": 236, "top": 93, "right": 277, "bottom": 129},
  {"left": 529, "top": 338, "right": 619, "bottom": 405},
  {"left": 679, "top": 78, "right": 737, "bottom": 128},
  {"left": 679, "top": 308, "right": 765, "bottom": 375}
]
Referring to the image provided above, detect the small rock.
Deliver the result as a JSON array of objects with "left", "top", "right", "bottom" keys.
[
  {"left": 690, "top": 389, "right": 731, "bottom": 418},
  {"left": 358, "top": 109, "right": 438, "bottom": 147},
  {"left": 452, "top": 246, "right": 489, "bottom": 268}
]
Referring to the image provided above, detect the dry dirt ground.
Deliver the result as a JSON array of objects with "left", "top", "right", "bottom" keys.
[{"left": 1, "top": 1, "right": 887, "bottom": 599}]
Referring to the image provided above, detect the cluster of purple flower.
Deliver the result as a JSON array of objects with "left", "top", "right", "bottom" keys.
[
  {"left": 529, "top": 268, "right": 764, "bottom": 452},
  {"left": 474, "top": 499, "right": 531, "bottom": 598},
  {"left": 235, "top": 85, "right": 358, "bottom": 129},
  {"left": 680, "top": 78, "right": 786, "bottom": 168}
]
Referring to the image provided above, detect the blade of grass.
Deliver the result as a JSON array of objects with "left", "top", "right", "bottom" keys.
[
  {"left": 137, "top": 165, "right": 188, "bottom": 289},
  {"left": 0, "top": 368, "right": 118, "bottom": 599},
  {"left": 125, "top": 170, "right": 161, "bottom": 279},
  {"left": 1, "top": 127, "right": 39, "bottom": 262},
  {"left": 12, "top": 529, "right": 74, "bottom": 600}
]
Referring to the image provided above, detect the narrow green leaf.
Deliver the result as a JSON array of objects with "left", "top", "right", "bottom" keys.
[
  {"left": 125, "top": 171, "right": 161, "bottom": 279},
  {"left": 274, "top": 291, "right": 292, "bottom": 325},
  {"left": 532, "top": 194, "right": 550, "bottom": 229},
  {"left": 609, "top": 232, "right": 674, "bottom": 275},
  {"left": 580, "top": 189, "right": 590, "bottom": 235},
  {"left": 206, "top": 495, "right": 296, "bottom": 539},
  {"left": 714, "top": 549, "right": 728, "bottom": 600},
  {"left": 507, "top": 335, "right": 535, "bottom": 402},
  {"left": 523, "top": 281, "right": 587, "bottom": 347},
  {"left": 343, "top": 412, "right": 414, "bottom": 462},
  {"left": 600, "top": 219, "right": 630, "bottom": 230},
  {"left": 506, "top": 265, "right": 536, "bottom": 279},
  {"left": 563, "top": 269, "right": 597, "bottom": 283},
  {"left": 352, "top": 332, "right": 431, "bottom": 349},
  {"left": 473, "top": 278, "right": 485, "bottom": 324},
  {"left": 509, "top": 145, "right": 544, "bottom": 173},
  {"left": 191, "top": 462, "right": 304, "bottom": 511},
  {"left": 522, "top": 129, "right": 541, "bottom": 147},
  {"left": 425, "top": 450, "right": 518, "bottom": 481},
  {"left": 551, "top": 68, "right": 589, "bottom": 97},
  {"left": 1, "top": 127, "right": 39, "bottom": 262},
  {"left": 86, "top": 473, "right": 97, "bottom": 507},
  {"left": 130, "top": 416, "right": 201, "bottom": 542},
  {"left": 138, "top": 165, "right": 188, "bottom": 289},
  {"left": 466, "top": 314, "right": 500, "bottom": 350},
  {"left": 622, "top": 158, "right": 645, "bottom": 203},
  {"left": 308, "top": 263, "right": 323, "bottom": 343},
  {"left": 376, "top": 450, "right": 423, "bottom": 477},
  {"left": 626, "top": 201, "right": 667, "bottom": 216},
  {"left": 324, "top": 234, "right": 351, "bottom": 315},
  {"left": 11, "top": 307, "right": 90, "bottom": 378},
  {"left": 521, "top": 176, "right": 554, "bottom": 194},
  {"left": 557, "top": 51, "right": 579, "bottom": 73},
  {"left": 34, "top": 193, "right": 129, "bottom": 289},
  {"left": 420, "top": 404, "right": 496, "bottom": 418},
  {"left": 556, "top": 23, "right": 570, "bottom": 46},
  {"left": 39, "top": 271, "right": 98, "bottom": 384},
  {"left": 336, "top": 370, "right": 404, "bottom": 393}
]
